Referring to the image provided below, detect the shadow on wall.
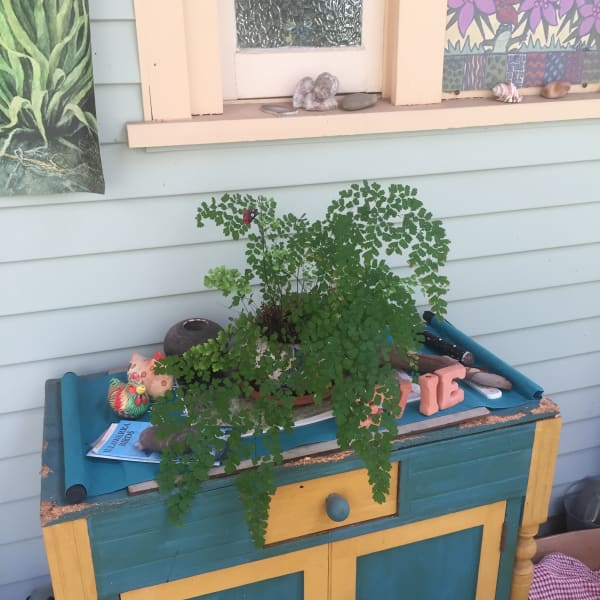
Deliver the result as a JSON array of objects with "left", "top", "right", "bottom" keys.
[{"left": 26, "top": 584, "right": 53, "bottom": 600}]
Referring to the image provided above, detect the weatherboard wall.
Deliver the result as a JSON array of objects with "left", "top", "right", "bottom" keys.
[{"left": 0, "top": 1, "right": 599, "bottom": 597}]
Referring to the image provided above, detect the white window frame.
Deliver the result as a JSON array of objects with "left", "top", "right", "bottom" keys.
[
  {"left": 127, "top": 0, "right": 600, "bottom": 149},
  {"left": 219, "top": 0, "right": 385, "bottom": 100}
]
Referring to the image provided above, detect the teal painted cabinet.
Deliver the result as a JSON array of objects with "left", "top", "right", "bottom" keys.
[
  {"left": 356, "top": 527, "right": 485, "bottom": 598},
  {"left": 40, "top": 377, "right": 561, "bottom": 600}
]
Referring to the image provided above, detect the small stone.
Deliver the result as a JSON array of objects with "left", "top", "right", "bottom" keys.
[
  {"left": 540, "top": 81, "right": 570, "bottom": 99},
  {"left": 340, "top": 93, "right": 378, "bottom": 111},
  {"left": 293, "top": 73, "right": 339, "bottom": 111},
  {"left": 261, "top": 103, "right": 298, "bottom": 116}
]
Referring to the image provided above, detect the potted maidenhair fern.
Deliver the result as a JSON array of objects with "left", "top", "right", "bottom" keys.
[{"left": 153, "top": 180, "right": 451, "bottom": 546}]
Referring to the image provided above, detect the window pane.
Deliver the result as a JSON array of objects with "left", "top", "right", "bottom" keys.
[
  {"left": 443, "top": 0, "right": 600, "bottom": 92},
  {"left": 235, "top": 0, "right": 363, "bottom": 49}
]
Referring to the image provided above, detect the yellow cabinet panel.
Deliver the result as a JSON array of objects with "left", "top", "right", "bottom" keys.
[
  {"left": 330, "top": 501, "right": 506, "bottom": 600},
  {"left": 121, "top": 544, "right": 329, "bottom": 600}
]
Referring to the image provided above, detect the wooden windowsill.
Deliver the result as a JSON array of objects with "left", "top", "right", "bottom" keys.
[{"left": 126, "top": 93, "right": 600, "bottom": 149}]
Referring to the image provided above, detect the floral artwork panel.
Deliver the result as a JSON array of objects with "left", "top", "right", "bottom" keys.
[
  {"left": 445, "top": 0, "right": 600, "bottom": 92},
  {"left": 582, "top": 49, "right": 600, "bottom": 80},
  {"left": 443, "top": 55, "right": 467, "bottom": 90},
  {"left": 506, "top": 53, "right": 527, "bottom": 86},
  {"left": 235, "top": 0, "right": 363, "bottom": 49},
  {"left": 0, "top": 0, "right": 104, "bottom": 196},
  {"left": 544, "top": 52, "right": 566, "bottom": 83},
  {"left": 485, "top": 54, "right": 509, "bottom": 87},
  {"left": 523, "top": 53, "right": 547, "bottom": 86},
  {"left": 564, "top": 52, "right": 585, "bottom": 83},
  {"left": 464, "top": 54, "right": 488, "bottom": 89}
]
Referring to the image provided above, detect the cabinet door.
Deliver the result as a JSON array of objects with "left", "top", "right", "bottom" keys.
[
  {"left": 330, "top": 501, "right": 506, "bottom": 600},
  {"left": 120, "top": 545, "right": 329, "bottom": 600}
]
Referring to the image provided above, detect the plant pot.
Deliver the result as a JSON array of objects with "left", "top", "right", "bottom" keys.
[
  {"left": 249, "top": 388, "right": 316, "bottom": 407},
  {"left": 164, "top": 318, "right": 223, "bottom": 356}
]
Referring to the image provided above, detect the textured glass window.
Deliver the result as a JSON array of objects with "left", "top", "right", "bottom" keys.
[{"left": 235, "top": 0, "right": 363, "bottom": 49}]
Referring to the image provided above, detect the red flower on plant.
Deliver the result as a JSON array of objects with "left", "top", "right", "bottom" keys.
[
  {"left": 243, "top": 208, "right": 258, "bottom": 225},
  {"left": 496, "top": 0, "right": 520, "bottom": 23}
]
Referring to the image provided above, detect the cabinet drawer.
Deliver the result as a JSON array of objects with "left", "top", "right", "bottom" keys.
[
  {"left": 398, "top": 425, "right": 535, "bottom": 524},
  {"left": 265, "top": 463, "right": 399, "bottom": 544}
]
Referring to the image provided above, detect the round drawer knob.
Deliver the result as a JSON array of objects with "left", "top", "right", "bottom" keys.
[{"left": 326, "top": 493, "right": 350, "bottom": 522}]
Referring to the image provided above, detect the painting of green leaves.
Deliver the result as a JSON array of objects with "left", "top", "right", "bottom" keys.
[{"left": 0, "top": 0, "right": 104, "bottom": 196}]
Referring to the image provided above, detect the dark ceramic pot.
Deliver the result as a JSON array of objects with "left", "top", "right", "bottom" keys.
[{"left": 163, "top": 318, "right": 223, "bottom": 356}]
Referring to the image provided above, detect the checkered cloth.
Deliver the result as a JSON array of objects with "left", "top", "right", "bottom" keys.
[{"left": 529, "top": 552, "right": 600, "bottom": 600}]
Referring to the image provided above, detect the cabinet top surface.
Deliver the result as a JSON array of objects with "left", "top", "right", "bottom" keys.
[{"left": 40, "top": 373, "right": 559, "bottom": 527}]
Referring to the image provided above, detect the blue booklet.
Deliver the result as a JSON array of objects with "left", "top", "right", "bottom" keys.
[
  {"left": 87, "top": 419, "right": 231, "bottom": 466},
  {"left": 87, "top": 420, "right": 161, "bottom": 463}
]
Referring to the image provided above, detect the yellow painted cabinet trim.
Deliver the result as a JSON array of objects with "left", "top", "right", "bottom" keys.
[
  {"left": 523, "top": 417, "right": 562, "bottom": 526},
  {"left": 42, "top": 519, "right": 97, "bottom": 600},
  {"left": 330, "top": 501, "right": 507, "bottom": 600},
  {"left": 511, "top": 416, "right": 562, "bottom": 600},
  {"left": 121, "top": 544, "right": 329, "bottom": 600}
]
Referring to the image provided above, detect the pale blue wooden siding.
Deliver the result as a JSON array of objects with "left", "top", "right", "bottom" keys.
[{"left": 0, "top": 1, "right": 599, "bottom": 597}]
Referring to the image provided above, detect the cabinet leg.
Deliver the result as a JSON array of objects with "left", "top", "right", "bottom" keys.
[
  {"left": 510, "top": 416, "right": 561, "bottom": 600},
  {"left": 42, "top": 519, "right": 97, "bottom": 600},
  {"left": 510, "top": 524, "right": 539, "bottom": 600}
]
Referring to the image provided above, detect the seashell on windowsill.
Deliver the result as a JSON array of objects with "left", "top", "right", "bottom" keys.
[
  {"left": 492, "top": 81, "right": 522, "bottom": 103},
  {"left": 541, "top": 81, "right": 571, "bottom": 99}
]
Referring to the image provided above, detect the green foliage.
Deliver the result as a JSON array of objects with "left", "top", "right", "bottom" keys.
[
  {"left": 518, "top": 34, "right": 571, "bottom": 52},
  {"left": 155, "top": 181, "right": 450, "bottom": 546},
  {"left": 0, "top": 0, "right": 96, "bottom": 148},
  {"left": 445, "top": 39, "right": 486, "bottom": 55}
]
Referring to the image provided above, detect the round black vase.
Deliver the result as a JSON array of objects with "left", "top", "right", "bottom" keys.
[{"left": 163, "top": 318, "right": 224, "bottom": 356}]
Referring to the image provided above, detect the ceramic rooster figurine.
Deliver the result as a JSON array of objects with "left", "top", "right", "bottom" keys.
[{"left": 107, "top": 377, "right": 149, "bottom": 419}]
